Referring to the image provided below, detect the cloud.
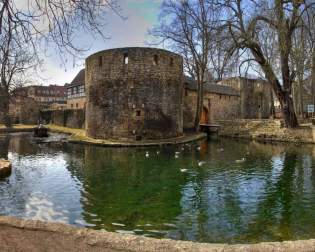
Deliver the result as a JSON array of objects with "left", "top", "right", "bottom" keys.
[{"left": 36, "top": 0, "right": 162, "bottom": 85}]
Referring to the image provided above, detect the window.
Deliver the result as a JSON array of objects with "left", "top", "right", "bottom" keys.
[
  {"left": 219, "top": 95, "right": 222, "bottom": 99},
  {"left": 98, "top": 56, "right": 102, "bottom": 67},
  {"left": 153, "top": 55, "right": 159, "bottom": 65},
  {"left": 170, "top": 57, "right": 174, "bottom": 66},
  {"left": 71, "top": 104, "right": 73, "bottom": 108},
  {"left": 78, "top": 85, "right": 85, "bottom": 97},
  {"left": 76, "top": 103, "right": 78, "bottom": 108},
  {"left": 124, "top": 53, "right": 129, "bottom": 64},
  {"left": 136, "top": 110, "right": 141, "bottom": 116}
]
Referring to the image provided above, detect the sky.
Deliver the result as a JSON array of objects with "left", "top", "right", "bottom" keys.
[{"left": 40, "top": 0, "right": 163, "bottom": 86}]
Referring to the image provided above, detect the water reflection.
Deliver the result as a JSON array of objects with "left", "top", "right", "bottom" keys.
[{"left": 0, "top": 133, "right": 315, "bottom": 243}]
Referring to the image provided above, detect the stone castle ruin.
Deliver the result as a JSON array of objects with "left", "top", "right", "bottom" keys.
[
  {"left": 33, "top": 47, "right": 272, "bottom": 141},
  {"left": 85, "top": 47, "right": 184, "bottom": 141}
]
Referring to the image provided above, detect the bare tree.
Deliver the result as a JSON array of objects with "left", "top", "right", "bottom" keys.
[
  {"left": 217, "top": 0, "right": 315, "bottom": 128},
  {"left": 305, "top": 5, "right": 315, "bottom": 111},
  {"left": 150, "top": 0, "right": 218, "bottom": 130},
  {"left": 0, "top": 0, "right": 120, "bottom": 126},
  {"left": 0, "top": 36, "right": 35, "bottom": 126},
  {"left": 291, "top": 21, "right": 312, "bottom": 117},
  {"left": 208, "top": 28, "right": 239, "bottom": 80}
]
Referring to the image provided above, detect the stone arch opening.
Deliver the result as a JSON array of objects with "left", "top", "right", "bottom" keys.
[{"left": 200, "top": 106, "right": 209, "bottom": 124}]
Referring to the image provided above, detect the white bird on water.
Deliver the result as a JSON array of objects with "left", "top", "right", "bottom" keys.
[
  {"left": 235, "top": 158, "right": 246, "bottom": 163},
  {"left": 145, "top": 151, "right": 149, "bottom": 158},
  {"left": 180, "top": 169, "right": 188, "bottom": 173},
  {"left": 156, "top": 151, "right": 160, "bottom": 155},
  {"left": 197, "top": 146, "right": 201, "bottom": 151},
  {"left": 198, "top": 161, "right": 206, "bottom": 167}
]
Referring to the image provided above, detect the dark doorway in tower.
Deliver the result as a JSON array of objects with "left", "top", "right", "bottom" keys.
[{"left": 200, "top": 106, "right": 209, "bottom": 124}]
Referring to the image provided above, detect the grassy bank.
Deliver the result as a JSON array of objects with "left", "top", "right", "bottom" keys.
[
  {"left": 47, "top": 125, "right": 206, "bottom": 147},
  {"left": 0, "top": 124, "right": 35, "bottom": 133}
]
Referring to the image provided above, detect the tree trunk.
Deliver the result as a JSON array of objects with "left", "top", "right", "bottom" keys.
[
  {"left": 279, "top": 91, "right": 299, "bottom": 128},
  {"left": 0, "top": 88, "right": 11, "bottom": 128},
  {"left": 297, "top": 77, "right": 304, "bottom": 118},
  {"left": 249, "top": 45, "right": 299, "bottom": 128},
  {"left": 194, "top": 78, "right": 204, "bottom": 131},
  {"left": 269, "top": 88, "right": 275, "bottom": 118},
  {"left": 312, "top": 48, "right": 315, "bottom": 108}
]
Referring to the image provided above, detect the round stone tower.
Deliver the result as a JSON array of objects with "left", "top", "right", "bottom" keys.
[{"left": 85, "top": 47, "right": 183, "bottom": 141}]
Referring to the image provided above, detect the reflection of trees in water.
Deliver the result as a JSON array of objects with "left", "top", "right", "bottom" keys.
[
  {"left": 3, "top": 134, "right": 315, "bottom": 242},
  {"left": 64, "top": 145, "right": 187, "bottom": 232},
  {"left": 1, "top": 133, "right": 51, "bottom": 157},
  {"left": 0, "top": 134, "right": 9, "bottom": 159},
  {"left": 2, "top": 133, "right": 74, "bottom": 157},
  {"left": 171, "top": 139, "right": 315, "bottom": 243},
  {"left": 235, "top": 150, "right": 315, "bottom": 242},
  {"left": 239, "top": 152, "right": 297, "bottom": 241},
  {"left": 170, "top": 140, "right": 259, "bottom": 242},
  {"left": 9, "top": 134, "right": 39, "bottom": 155}
]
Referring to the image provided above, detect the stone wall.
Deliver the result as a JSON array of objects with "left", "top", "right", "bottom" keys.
[
  {"left": 67, "top": 97, "right": 86, "bottom": 110},
  {"left": 41, "top": 109, "right": 85, "bottom": 129},
  {"left": 183, "top": 89, "right": 240, "bottom": 129},
  {"left": 85, "top": 47, "right": 183, "bottom": 141},
  {"left": 9, "top": 97, "right": 41, "bottom": 125},
  {"left": 218, "top": 119, "right": 315, "bottom": 143},
  {"left": 218, "top": 77, "right": 272, "bottom": 119}
]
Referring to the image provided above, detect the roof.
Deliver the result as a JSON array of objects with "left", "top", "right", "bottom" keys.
[
  {"left": 13, "top": 85, "right": 66, "bottom": 97},
  {"left": 67, "top": 69, "right": 85, "bottom": 88},
  {"left": 184, "top": 76, "right": 240, "bottom": 96},
  {"left": 86, "top": 47, "right": 182, "bottom": 61},
  {"left": 222, "top": 76, "right": 268, "bottom": 83},
  {"left": 16, "top": 85, "right": 65, "bottom": 90}
]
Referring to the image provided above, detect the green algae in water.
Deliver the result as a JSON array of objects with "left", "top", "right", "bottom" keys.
[{"left": 1, "top": 132, "right": 315, "bottom": 243}]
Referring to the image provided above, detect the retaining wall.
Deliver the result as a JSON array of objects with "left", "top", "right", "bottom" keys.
[
  {"left": 40, "top": 109, "right": 85, "bottom": 129},
  {"left": 218, "top": 119, "right": 315, "bottom": 143},
  {"left": 1, "top": 216, "right": 315, "bottom": 252}
]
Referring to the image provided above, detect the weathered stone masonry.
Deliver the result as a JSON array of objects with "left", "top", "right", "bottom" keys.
[{"left": 85, "top": 47, "right": 183, "bottom": 140}]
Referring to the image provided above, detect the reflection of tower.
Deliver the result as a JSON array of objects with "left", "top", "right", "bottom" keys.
[
  {"left": 0, "top": 135, "right": 10, "bottom": 159},
  {"left": 8, "top": 134, "right": 39, "bottom": 155},
  {"left": 73, "top": 146, "right": 184, "bottom": 232}
]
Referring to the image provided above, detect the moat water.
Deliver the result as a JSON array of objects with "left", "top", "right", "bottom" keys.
[{"left": 1, "top": 133, "right": 315, "bottom": 243}]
